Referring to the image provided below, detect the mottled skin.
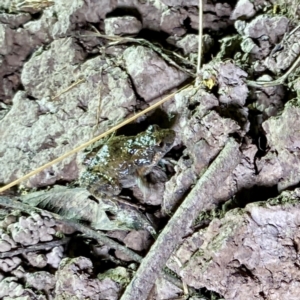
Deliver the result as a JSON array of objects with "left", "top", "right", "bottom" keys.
[{"left": 80, "top": 125, "right": 175, "bottom": 197}]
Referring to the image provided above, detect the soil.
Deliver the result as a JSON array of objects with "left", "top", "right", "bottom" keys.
[{"left": 0, "top": 0, "right": 300, "bottom": 299}]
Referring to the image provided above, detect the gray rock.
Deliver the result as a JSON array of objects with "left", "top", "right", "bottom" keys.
[
  {"left": 160, "top": 7, "right": 187, "bottom": 36},
  {"left": 231, "top": 0, "right": 256, "bottom": 20},
  {"left": 0, "top": 13, "right": 31, "bottom": 28},
  {"left": 55, "top": 256, "right": 120, "bottom": 300},
  {"left": 175, "top": 34, "right": 198, "bottom": 55},
  {"left": 123, "top": 45, "right": 188, "bottom": 102},
  {"left": 51, "top": 0, "right": 117, "bottom": 38},
  {"left": 264, "top": 27, "right": 300, "bottom": 74},
  {"left": 0, "top": 24, "right": 42, "bottom": 103},
  {"left": 0, "top": 256, "right": 21, "bottom": 272},
  {"left": 0, "top": 37, "right": 137, "bottom": 187},
  {"left": 245, "top": 15, "right": 289, "bottom": 44},
  {"left": 46, "top": 246, "right": 64, "bottom": 269},
  {"left": 9, "top": 225, "right": 37, "bottom": 246},
  {"left": 104, "top": 16, "right": 142, "bottom": 36},
  {"left": 25, "top": 252, "right": 48, "bottom": 268},
  {"left": 241, "top": 15, "right": 289, "bottom": 59},
  {"left": 259, "top": 99, "right": 300, "bottom": 191},
  {"left": 188, "top": 2, "right": 233, "bottom": 31},
  {"left": 11, "top": 265, "right": 25, "bottom": 279},
  {"left": 26, "top": 271, "right": 55, "bottom": 292},
  {"left": 250, "top": 74, "right": 285, "bottom": 117},
  {"left": 0, "top": 277, "right": 24, "bottom": 298},
  {"left": 117, "top": 0, "right": 168, "bottom": 31},
  {"left": 217, "top": 61, "right": 248, "bottom": 106},
  {"left": 124, "top": 230, "right": 152, "bottom": 251},
  {"left": 162, "top": 83, "right": 242, "bottom": 214},
  {"left": 0, "top": 240, "right": 12, "bottom": 252}
]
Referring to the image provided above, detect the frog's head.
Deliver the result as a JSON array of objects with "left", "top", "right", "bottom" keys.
[{"left": 147, "top": 125, "right": 176, "bottom": 154}]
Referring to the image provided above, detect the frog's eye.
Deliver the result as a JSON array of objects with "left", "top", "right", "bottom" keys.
[{"left": 147, "top": 124, "right": 159, "bottom": 133}]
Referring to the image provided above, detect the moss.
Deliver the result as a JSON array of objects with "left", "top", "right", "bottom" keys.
[
  {"left": 97, "top": 266, "right": 132, "bottom": 287},
  {"left": 273, "top": 0, "right": 300, "bottom": 20},
  {"left": 267, "top": 190, "right": 300, "bottom": 206}
]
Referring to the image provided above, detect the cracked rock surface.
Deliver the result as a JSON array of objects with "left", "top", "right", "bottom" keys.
[
  {"left": 1, "top": 0, "right": 300, "bottom": 299},
  {"left": 174, "top": 190, "right": 300, "bottom": 300}
]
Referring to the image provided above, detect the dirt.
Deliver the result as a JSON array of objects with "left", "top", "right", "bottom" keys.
[{"left": 0, "top": 0, "right": 300, "bottom": 299}]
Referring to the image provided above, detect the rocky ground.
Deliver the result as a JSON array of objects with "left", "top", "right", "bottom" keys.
[{"left": 0, "top": 0, "right": 300, "bottom": 299}]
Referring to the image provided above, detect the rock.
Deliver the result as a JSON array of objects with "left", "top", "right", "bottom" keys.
[
  {"left": 10, "top": 225, "right": 35, "bottom": 246},
  {"left": 0, "top": 277, "right": 24, "bottom": 298},
  {"left": 0, "top": 43, "right": 137, "bottom": 187},
  {"left": 11, "top": 266, "right": 25, "bottom": 278},
  {"left": 123, "top": 45, "right": 188, "bottom": 101},
  {"left": 216, "top": 61, "right": 248, "bottom": 106},
  {"left": 46, "top": 246, "right": 64, "bottom": 269},
  {"left": 178, "top": 191, "right": 300, "bottom": 300},
  {"left": 104, "top": 16, "right": 142, "bottom": 35},
  {"left": 55, "top": 257, "right": 121, "bottom": 299},
  {"left": 24, "top": 252, "right": 48, "bottom": 268},
  {"left": 160, "top": 7, "right": 187, "bottom": 36},
  {"left": 152, "top": 277, "right": 183, "bottom": 300},
  {"left": 259, "top": 99, "right": 300, "bottom": 191},
  {"left": 187, "top": 2, "right": 233, "bottom": 31},
  {"left": 250, "top": 76, "right": 284, "bottom": 117},
  {"left": 0, "top": 23, "right": 42, "bottom": 103},
  {"left": 240, "top": 15, "right": 289, "bottom": 59},
  {"left": 160, "top": 0, "right": 197, "bottom": 5},
  {"left": 26, "top": 271, "right": 55, "bottom": 292},
  {"left": 124, "top": 230, "right": 152, "bottom": 251},
  {"left": 231, "top": 0, "right": 256, "bottom": 20},
  {"left": 0, "top": 256, "right": 21, "bottom": 272},
  {"left": 0, "top": 240, "right": 11, "bottom": 252},
  {"left": 174, "top": 34, "right": 199, "bottom": 55},
  {"left": 264, "top": 26, "right": 300, "bottom": 74},
  {"left": 0, "top": 13, "right": 31, "bottom": 28}
]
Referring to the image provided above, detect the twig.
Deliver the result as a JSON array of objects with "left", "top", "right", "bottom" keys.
[
  {"left": 246, "top": 53, "right": 300, "bottom": 88},
  {"left": 0, "top": 83, "right": 193, "bottom": 194},
  {"left": 0, "top": 237, "right": 70, "bottom": 258},
  {"left": 120, "top": 138, "right": 242, "bottom": 300},
  {"left": 51, "top": 78, "right": 85, "bottom": 101},
  {"left": 197, "top": 0, "right": 203, "bottom": 75}
]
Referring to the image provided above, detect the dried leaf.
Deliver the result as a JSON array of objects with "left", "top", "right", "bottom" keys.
[
  {"left": 20, "top": 186, "right": 155, "bottom": 234},
  {"left": 202, "top": 77, "right": 216, "bottom": 89}
]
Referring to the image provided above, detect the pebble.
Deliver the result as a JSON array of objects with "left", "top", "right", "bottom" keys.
[{"left": 0, "top": 240, "right": 12, "bottom": 252}]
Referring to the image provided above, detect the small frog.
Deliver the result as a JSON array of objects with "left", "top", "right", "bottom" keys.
[{"left": 80, "top": 125, "right": 176, "bottom": 197}]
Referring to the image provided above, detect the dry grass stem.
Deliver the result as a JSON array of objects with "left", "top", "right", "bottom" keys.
[
  {"left": 197, "top": 0, "right": 203, "bottom": 74},
  {"left": 82, "top": 32, "right": 196, "bottom": 77},
  {"left": 92, "top": 80, "right": 103, "bottom": 136},
  {"left": 51, "top": 78, "right": 85, "bottom": 101},
  {"left": 246, "top": 53, "right": 300, "bottom": 87},
  {"left": 10, "top": 0, "right": 54, "bottom": 12}
]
